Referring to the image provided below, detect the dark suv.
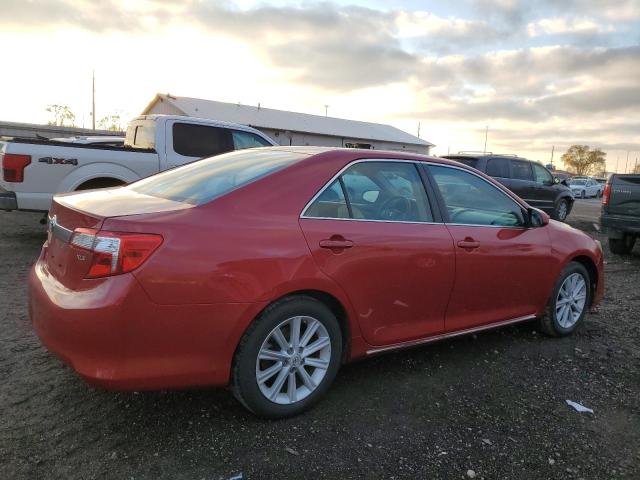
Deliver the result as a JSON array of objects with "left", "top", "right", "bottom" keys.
[{"left": 442, "top": 153, "right": 574, "bottom": 221}]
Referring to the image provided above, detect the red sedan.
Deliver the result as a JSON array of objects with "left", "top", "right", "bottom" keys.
[{"left": 29, "top": 147, "right": 604, "bottom": 418}]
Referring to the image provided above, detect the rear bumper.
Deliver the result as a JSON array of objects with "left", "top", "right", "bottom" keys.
[
  {"left": 0, "top": 189, "right": 17, "bottom": 210},
  {"left": 29, "top": 249, "right": 265, "bottom": 390},
  {"left": 600, "top": 214, "right": 640, "bottom": 236}
]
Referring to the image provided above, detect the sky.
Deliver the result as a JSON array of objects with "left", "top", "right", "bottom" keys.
[{"left": 1, "top": 0, "right": 639, "bottom": 172}]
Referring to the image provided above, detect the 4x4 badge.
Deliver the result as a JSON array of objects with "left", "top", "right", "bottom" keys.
[{"left": 39, "top": 157, "right": 78, "bottom": 166}]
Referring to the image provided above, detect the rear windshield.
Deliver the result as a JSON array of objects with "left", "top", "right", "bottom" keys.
[
  {"left": 443, "top": 156, "right": 478, "bottom": 169},
  {"left": 130, "top": 149, "right": 306, "bottom": 205}
]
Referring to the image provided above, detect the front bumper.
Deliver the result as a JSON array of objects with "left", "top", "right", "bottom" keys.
[
  {"left": 29, "top": 249, "right": 264, "bottom": 390},
  {"left": 0, "top": 189, "right": 17, "bottom": 210}
]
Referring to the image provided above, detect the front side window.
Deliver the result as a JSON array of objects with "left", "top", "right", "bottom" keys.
[
  {"left": 172, "top": 123, "right": 233, "bottom": 158},
  {"left": 232, "top": 130, "right": 271, "bottom": 150},
  {"left": 304, "top": 161, "right": 433, "bottom": 222},
  {"left": 428, "top": 165, "right": 525, "bottom": 227},
  {"left": 532, "top": 163, "right": 554, "bottom": 185},
  {"left": 510, "top": 159, "right": 533, "bottom": 181}
]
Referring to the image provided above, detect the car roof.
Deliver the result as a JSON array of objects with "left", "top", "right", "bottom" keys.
[{"left": 267, "top": 146, "right": 468, "bottom": 168}]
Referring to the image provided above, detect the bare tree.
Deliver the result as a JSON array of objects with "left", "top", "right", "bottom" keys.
[
  {"left": 561, "top": 145, "right": 606, "bottom": 176},
  {"left": 46, "top": 104, "right": 76, "bottom": 127},
  {"left": 97, "top": 114, "right": 123, "bottom": 131}
]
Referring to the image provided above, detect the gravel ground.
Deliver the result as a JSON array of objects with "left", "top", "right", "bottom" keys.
[{"left": 1, "top": 208, "right": 639, "bottom": 480}]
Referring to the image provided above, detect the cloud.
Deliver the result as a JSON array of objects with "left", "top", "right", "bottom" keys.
[{"left": 527, "top": 17, "right": 614, "bottom": 37}]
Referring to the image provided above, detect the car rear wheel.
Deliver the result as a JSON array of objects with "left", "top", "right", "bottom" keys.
[
  {"left": 231, "top": 296, "right": 342, "bottom": 418},
  {"left": 539, "top": 262, "right": 591, "bottom": 337},
  {"left": 609, "top": 235, "right": 636, "bottom": 255},
  {"left": 553, "top": 198, "right": 569, "bottom": 221}
]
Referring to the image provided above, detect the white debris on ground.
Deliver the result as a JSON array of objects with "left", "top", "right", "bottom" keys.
[{"left": 566, "top": 400, "right": 594, "bottom": 413}]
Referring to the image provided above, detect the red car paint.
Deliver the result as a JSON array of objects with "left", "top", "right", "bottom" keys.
[{"left": 29, "top": 147, "right": 604, "bottom": 390}]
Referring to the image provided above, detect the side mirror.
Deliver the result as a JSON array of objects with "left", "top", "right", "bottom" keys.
[{"left": 528, "top": 207, "right": 550, "bottom": 227}]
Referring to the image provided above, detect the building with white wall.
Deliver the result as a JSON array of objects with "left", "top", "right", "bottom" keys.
[{"left": 142, "top": 94, "right": 434, "bottom": 154}]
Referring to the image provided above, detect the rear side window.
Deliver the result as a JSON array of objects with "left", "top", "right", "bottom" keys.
[
  {"left": 304, "top": 161, "right": 433, "bottom": 223},
  {"left": 454, "top": 158, "right": 478, "bottom": 169},
  {"left": 131, "top": 149, "right": 306, "bottom": 205},
  {"left": 173, "top": 123, "right": 233, "bottom": 158},
  {"left": 486, "top": 158, "right": 510, "bottom": 178},
  {"left": 510, "top": 159, "right": 533, "bottom": 181},
  {"left": 303, "top": 180, "right": 349, "bottom": 219},
  {"left": 232, "top": 130, "right": 271, "bottom": 150}
]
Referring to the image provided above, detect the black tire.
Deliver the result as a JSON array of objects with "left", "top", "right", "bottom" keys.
[
  {"left": 231, "top": 295, "right": 343, "bottom": 418},
  {"left": 609, "top": 235, "right": 636, "bottom": 255},
  {"left": 75, "top": 178, "right": 125, "bottom": 190},
  {"left": 597, "top": 190, "right": 603, "bottom": 198},
  {"left": 552, "top": 198, "right": 569, "bottom": 222},
  {"left": 539, "top": 262, "right": 591, "bottom": 337},
  {"left": 580, "top": 190, "right": 586, "bottom": 199}
]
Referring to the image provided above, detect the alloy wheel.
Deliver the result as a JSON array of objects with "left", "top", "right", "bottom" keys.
[
  {"left": 255, "top": 316, "right": 331, "bottom": 405},
  {"left": 555, "top": 273, "right": 587, "bottom": 328},
  {"left": 557, "top": 200, "right": 568, "bottom": 221}
]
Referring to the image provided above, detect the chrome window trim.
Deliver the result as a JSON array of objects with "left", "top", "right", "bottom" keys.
[{"left": 299, "top": 158, "right": 531, "bottom": 229}]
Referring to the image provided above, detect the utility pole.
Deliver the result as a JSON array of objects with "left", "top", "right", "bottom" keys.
[
  {"left": 550, "top": 145, "right": 555, "bottom": 167},
  {"left": 417, "top": 122, "right": 421, "bottom": 139},
  {"left": 324, "top": 105, "right": 329, "bottom": 117},
  {"left": 483, "top": 125, "right": 488, "bottom": 153},
  {"left": 616, "top": 156, "right": 620, "bottom": 173},
  {"left": 92, "top": 70, "right": 96, "bottom": 130}
]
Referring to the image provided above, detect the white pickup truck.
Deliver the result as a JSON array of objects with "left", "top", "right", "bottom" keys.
[{"left": 0, "top": 114, "right": 276, "bottom": 213}]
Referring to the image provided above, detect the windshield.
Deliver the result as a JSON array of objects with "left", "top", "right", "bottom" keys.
[
  {"left": 570, "top": 179, "right": 586, "bottom": 185},
  {"left": 130, "top": 149, "right": 307, "bottom": 205}
]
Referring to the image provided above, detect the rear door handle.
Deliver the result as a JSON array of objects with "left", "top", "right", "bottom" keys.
[
  {"left": 319, "top": 237, "right": 354, "bottom": 250},
  {"left": 457, "top": 238, "right": 480, "bottom": 250}
]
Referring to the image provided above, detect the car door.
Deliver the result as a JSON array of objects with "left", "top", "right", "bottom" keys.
[
  {"left": 425, "top": 164, "right": 555, "bottom": 332},
  {"left": 508, "top": 159, "right": 539, "bottom": 206},
  {"left": 299, "top": 160, "right": 455, "bottom": 346},
  {"left": 531, "top": 163, "right": 558, "bottom": 212}
]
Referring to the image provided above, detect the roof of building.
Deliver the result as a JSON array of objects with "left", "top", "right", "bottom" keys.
[{"left": 142, "top": 94, "right": 433, "bottom": 147}]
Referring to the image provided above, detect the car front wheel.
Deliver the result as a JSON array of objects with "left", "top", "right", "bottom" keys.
[
  {"left": 232, "top": 296, "right": 343, "bottom": 418},
  {"left": 553, "top": 198, "right": 569, "bottom": 221},
  {"left": 539, "top": 262, "right": 591, "bottom": 337}
]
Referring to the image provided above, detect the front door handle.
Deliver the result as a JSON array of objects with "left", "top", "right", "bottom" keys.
[
  {"left": 457, "top": 238, "right": 480, "bottom": 251},
  {"left": 319, "top": 236, "right": 354, "bottom": 250}
]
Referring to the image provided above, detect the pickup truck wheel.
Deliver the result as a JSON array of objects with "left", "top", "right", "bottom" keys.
[
  {"left": 231, "top": 295, "right": 342, "bottom": 419},
  {"left": 553, "top": 199, "right": 569, "bottom": 222},
  {"left": 609, "top": 235, "right": 636, "bottom": 255},
  {"left": 539, "top": 262, "right": 590, "bottom": 337}
]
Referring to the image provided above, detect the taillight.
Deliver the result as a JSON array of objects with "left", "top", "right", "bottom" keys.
[
  {"left": 602, "top": 182, "right": 611, "bottom": 205},
  {"left": 2, "top": 153, "right": 31, "bottom": 182},
  {"left": 70, "top": 228, "right": 162, "bottom": 278}
]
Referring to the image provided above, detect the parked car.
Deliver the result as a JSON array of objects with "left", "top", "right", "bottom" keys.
[
  {"left": 30, "top": 147, "right": 604, "bottom": 418},
  {"left": 601, "top": 173, "right": 640, "bottom": 254},
  {"left": 0, "top": 115, "right": 276, "bottom": 213},
  {"left": 442, "top": 153, "right": 574, "bottom": 221},
  {"left": 568, "top": 178, "right": 603, "bottom": 198}
]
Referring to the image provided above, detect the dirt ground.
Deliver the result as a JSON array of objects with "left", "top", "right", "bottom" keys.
[{"left": 1, "top": 203, "right": 639, "bottom": 480}]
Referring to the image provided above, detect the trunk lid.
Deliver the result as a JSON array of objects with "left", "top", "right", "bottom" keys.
[{"left": 46, "top": 187, "right": 192, "bottom": 289}]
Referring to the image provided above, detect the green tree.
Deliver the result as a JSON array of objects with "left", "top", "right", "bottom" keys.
[
  {"left": 46, "top": 104, "right": 76, "bottom": 127},
  {"left": 561, "top": 145, "right": 606, "bottom": 176},
  {"left": 97, "top": 114, "right": 122, "bottom": 131}
]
